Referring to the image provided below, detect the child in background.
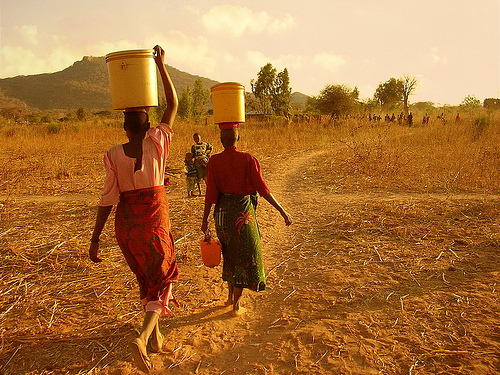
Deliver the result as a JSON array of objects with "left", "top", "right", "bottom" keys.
[
  {"left": 191, "top": 133, "right": 213, "bottom": 183},
  {"left": 184, "top": 152, "right": 200, "bottom": 197}
]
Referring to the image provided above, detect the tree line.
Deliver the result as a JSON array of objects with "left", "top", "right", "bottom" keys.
[
  {"left": 1, "top": 63, "right": 499, "bottom": 125},
  {"left": 174, "top": 62, "right": 498, "bottom": 123}
]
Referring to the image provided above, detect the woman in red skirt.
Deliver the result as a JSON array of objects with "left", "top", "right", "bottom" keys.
[{"left": 89, "top": 45, "right": 178, "bottom": 373}]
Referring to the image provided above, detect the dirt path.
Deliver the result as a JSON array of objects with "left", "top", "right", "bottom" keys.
[
  {"left": 1, "top": 148, "right": 500, "bottom": 374},
  {"left": 158, "top": 149, "right": 500, "bottom": 374}
]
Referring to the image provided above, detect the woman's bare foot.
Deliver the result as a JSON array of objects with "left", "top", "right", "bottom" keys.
[
  {"left": 231, "top": 306, "right": 247, "bottom": 317},
  {"left": 147, "top": 330, "right": 164, "bottom": 353},
  {"left": 130, "top": 338, "right": 152, "bottom": 373}
]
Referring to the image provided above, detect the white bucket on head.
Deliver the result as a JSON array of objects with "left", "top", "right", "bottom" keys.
[
  {"left": 210, "top": 82, "right": 245, "bottom": 124},
  {"left": 106, "top": 49, "right": 158, "bottom": 110}
]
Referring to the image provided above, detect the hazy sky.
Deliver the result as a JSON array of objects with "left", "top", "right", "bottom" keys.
[{"left": 1, "top": 0, "right": 499, "bottom": 105}]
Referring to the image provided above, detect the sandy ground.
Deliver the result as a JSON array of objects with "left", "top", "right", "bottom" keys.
[{"left": 1, "top": 148, "right": 500, "bottom": 374}]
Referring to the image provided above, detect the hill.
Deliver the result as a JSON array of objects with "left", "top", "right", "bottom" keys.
[
  {"left": 290, "top": 91, "right": 309, "bottom": 109},
  {"left": 0, "top": 56, "right": 219, "bottom": 110}
]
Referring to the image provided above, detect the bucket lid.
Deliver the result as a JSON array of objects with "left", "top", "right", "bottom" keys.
[
  {"left": 210, "top": 82, "right": 245, "bottom": 92},
  {"left": 106, "top": 49, "right": 155, "bottom": 62}
]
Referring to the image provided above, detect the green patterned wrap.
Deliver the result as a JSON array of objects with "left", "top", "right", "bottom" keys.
[{"left": 214, "top": 193, "right": 266, "bottom": 291}]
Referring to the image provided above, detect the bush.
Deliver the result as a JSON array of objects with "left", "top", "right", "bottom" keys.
[
  {"left": 47, "top": 123, "right": 61, "bottom": 134},
  {"left": 72, "top": 123, "right": 82, "bottom": 132},
  {"left": 41, "top": 115, "right": 53, "bottom": 123},
  {"left": 471, "top": 116, "right": 490, "bottom": 141}
]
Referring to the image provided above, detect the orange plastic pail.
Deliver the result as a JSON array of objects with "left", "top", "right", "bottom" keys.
[
  {"left": 210, "top": 82, "right": 245, "bottom": 124},
  {"left": 106, "top": 49, "right": 158, "bottom": 110},
  {"left": 200, "top": 238, "right": 222, "bottom": 267}
]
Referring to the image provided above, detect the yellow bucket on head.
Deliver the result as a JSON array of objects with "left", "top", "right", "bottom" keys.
[
  {"left": 210, "top": 82, "right": 245, "bottom": 124},
  {"left": 106, "top": 49, "right": 158, "bottom": 110}
]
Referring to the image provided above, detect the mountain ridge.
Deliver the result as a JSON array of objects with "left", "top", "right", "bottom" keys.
[{"left": 0, "top": 56, "right": 309, "bottom": 111}]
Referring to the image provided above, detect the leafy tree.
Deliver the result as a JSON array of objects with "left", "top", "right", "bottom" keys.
[
  {"left": 374, "top": 76, "right": 418, "bottom": 116},
  {"left": 460, "top": 95, "right": 482, "bottom": 111},
  {"left": 314, "top": 84, "right": 359, "bottom": 118},
  {"left": 0, "top": 106, "right": 29, "bottom": 122},
  {"left": 359, "top": 98, "right": 380, "bottom": 113},
  {"left": 154, "top": 99, "right": 166, "bottom": 122},
  {"left": 374, "top": 78, "right": 403, "bottom": 109},
  {"left": 245, "top": 93, "right": 260, "bottom": 113},
  {"left": 27, "top": 113, "right": 42, "bottom": 124},
  {"left": 401, "top": 75, "right": 418, "bottom": 116},
  {"left": 271, "top": 68, "right": 292, "bottom": 116},
  {"left": 251, "top": 63, "right": 292, "bottom": 116},
  {"left": 94, "top": 110, "right": 117, "bottom": 120},
  {"left": 251, "top": 63, "right": 276, "bottom": 114},
  {"left": 177, "top": 86, "right": 193, "bottom": 120},
  {"left": 76, "top": 107, "right": 91, "bottom": 121},
  {"left": 484, "top": 98, "right": 500, "bottom": 110},
  {"left": 305, "top": 96, "right": 320, "bottom": 114},
  {"left": 192, "top": 79, "right": 210, "bottom": 118},
  {"left": 41, "top": 114, "right": 53, "bottom": 123},
  {"left": 411, "top": 101, "right": 435, "bottom": 112}
]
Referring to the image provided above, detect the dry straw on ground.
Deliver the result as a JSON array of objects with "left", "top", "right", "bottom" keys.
[{"left": 1, "top": 111, "right": 500, "bottom": 374}]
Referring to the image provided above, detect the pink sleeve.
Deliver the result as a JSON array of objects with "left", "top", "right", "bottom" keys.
[
  {"left": 148, "top": 123, "right": 173, "bottom": 160},
  {"left": 249, "top": 156, "right": 271, "bottom": 197},
  {"left": 99, "top": 151, "right": 120, "bottom": 206}
]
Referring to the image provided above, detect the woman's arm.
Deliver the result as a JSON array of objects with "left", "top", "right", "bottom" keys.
[
  {"left": 89, "top": 205, "right": 113, "bottom": 262},
  {"left": 154, "top": 45, "right": 178, "bottom": 128},
  {"left": 201, "top": 202, "right": 213, "bottom": 233},
  {"left": 262, "top": 193, "right": 292, "bottom": 226}
]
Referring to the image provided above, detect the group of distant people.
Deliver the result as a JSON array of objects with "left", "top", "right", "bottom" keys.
[
  {"left": 368, "top": 112, "right": 462, "bottom": 126},
  {"left": 368, "top": 112, "right": 414, "bottom": 126}
]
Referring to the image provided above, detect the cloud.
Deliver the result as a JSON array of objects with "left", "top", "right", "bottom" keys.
[
  {"left": 89, "top": 40, "right": 142, "bottom": 56},
  {"left": 247, "top": 50, "right": 303, "bottom": 71},
  {"left": 145, "top": 32, "right": 217, "bottom": 77},
  {"left": 18, "top": 25, "right": 39, "bottom": 44},
  {"left": 85, "top": 31, "right": 217, "bottom": 80},
  {"left": 1, "top": 45, "right": 50, "bottom": 77},
  {"left": 430, "top": 47, "right": 447, "bottom": 65},
  {"left": 202, "top": 5, "right": 294, "bottom": 37},
  {"left": 313, "top": 52, "right": 347, "bottom": 72},
  {"left": 268, "top": 14, "right": 295, "bottom": 34},
  {"left": 183, "top": 4, "right": 202, "bottom": 16}
]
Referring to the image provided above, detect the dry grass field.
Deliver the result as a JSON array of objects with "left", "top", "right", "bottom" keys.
[{"left": 1, "top": 111, "right": 500, "bottom": 374}]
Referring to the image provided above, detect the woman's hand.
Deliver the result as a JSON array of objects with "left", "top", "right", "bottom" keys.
[
  {"left": 282, "top": 212, "right": 292, "bottom": 226},
  {"left": 153, "top": 45, "right": 165, "bottom": 66},
  {"left": 201, "top": 220, "right": 208, "bottom": 234},
  {"left": 89, "top": 241, "right": 102, "bottom": 263}
]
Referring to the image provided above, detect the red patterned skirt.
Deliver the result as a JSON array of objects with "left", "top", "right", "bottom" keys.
[{"left": 115, "top": 186, "right": 179, "bottom": 313}]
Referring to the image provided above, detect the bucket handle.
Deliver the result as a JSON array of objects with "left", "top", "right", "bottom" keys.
[{"left": 204, "top": 228, "right": 214, "bottom": 242}]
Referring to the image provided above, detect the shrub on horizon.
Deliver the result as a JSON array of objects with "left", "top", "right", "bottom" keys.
[{"left": 47, "top": 123, "right": 61, "bottom": 134}]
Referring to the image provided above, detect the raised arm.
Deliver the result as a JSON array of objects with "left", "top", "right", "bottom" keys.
[{"left": 154, "top": 45, "right": 178, "bottom": 127}]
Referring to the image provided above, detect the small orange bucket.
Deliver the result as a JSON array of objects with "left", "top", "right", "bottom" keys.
[{"left": 200, "top": 232, "right": 221, "bottom": 267}]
